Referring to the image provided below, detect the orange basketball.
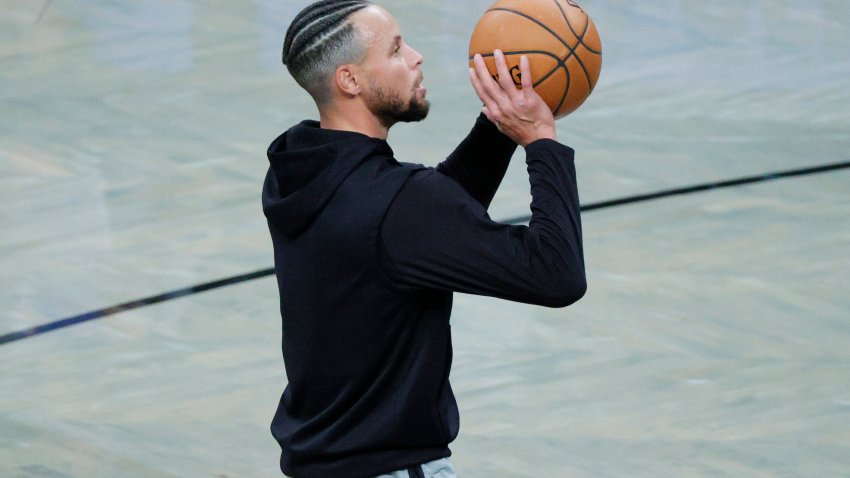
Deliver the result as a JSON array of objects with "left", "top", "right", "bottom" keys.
[{"left": 469, "top": 0, "right": 603, "bottom": 118}]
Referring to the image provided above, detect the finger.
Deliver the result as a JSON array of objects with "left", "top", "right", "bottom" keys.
[
  {"left": 493, "top": 50, "right": 517, "bottom": 95},
  {"left": 519, "top": 55, "right": 533, "bottom": 92},
  {"left": 472, "top": 53, "right": 502, "bottom": 105},
  {"left": 468, "top": 67, "right": 490, "bottom": 105},
  {"left": 469, "top": 63, "right": 505, "bottom": 120}
]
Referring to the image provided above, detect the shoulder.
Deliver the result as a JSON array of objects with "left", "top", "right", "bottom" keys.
[
  {"left": 398, "top": 166, "right": 469, "bottom": 201},
  {"left": 384, "top": 167, "right": 488, "bottom": 234}
]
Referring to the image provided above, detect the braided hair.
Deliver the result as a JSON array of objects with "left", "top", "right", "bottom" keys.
[{"left": 283, "top": 0, "right": 373, "bottom": 105}]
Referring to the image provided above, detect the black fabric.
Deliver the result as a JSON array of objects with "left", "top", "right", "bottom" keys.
[
  {"left": 262, "top": 115, "right": 586, "bottom": 478},
  {"left": 407, "top": 465, "right": 426, "bottom": 478},
  {"left": 380, "top": 139, "right": 586, "bottom": 306}
]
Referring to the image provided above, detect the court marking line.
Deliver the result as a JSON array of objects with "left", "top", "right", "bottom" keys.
[
  {"left": 34, "top": 0, "right": 55, "bottom": 25},
  {"left": 502, "top": 159, "right": 850, "bottom": 224},
  {"left": 1, "top": 159, "right": 849, "bottom": 346},
  {"left": 0, "top": 268, "right": 274, "bottom": 346}
]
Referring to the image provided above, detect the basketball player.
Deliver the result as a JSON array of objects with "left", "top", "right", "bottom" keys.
[{"left": 262, "top": 1, "right": 586, "bottom": 476}]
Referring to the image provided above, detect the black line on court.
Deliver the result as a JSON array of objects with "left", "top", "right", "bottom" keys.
[
  {"left": 34, "top": 0, "right": 55, "bottom": 25},
  {"left": 2, "top": 160, "right": 848, "bottom": 347},
  {"left": 0, "top": 268, "right": 274, "bottom": 346},
  {"left": 501, "top": 160, "right": 850, "bottom": 224}
]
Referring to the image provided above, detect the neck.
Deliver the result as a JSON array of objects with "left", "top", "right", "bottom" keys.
[{"left": 319, "top": 101, "right": 392, "bottom": 140}]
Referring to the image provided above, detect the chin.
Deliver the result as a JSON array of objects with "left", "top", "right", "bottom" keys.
[{"left": 406, "top": 100, "right": 430, "bottom": 122}]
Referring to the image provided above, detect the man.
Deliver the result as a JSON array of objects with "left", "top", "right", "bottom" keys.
[{"left": 262, "top": 1, "right": 586, "bottom": 477}]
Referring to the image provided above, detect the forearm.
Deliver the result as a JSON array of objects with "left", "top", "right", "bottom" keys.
[
  {"left": 436, "top": 113, "right": 518, "bottom": 209},
  {"left": 524, "top": 139, "right": 586, "bottom": 302}
]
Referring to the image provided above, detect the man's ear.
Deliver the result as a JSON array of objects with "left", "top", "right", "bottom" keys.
[{"left": 335, "top": 64, "right": 362, "bottom": 97}]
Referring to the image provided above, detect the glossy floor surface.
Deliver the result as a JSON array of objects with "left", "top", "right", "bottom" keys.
[{"left": 2, "top": 0, "right": 849, "bottom": 476}]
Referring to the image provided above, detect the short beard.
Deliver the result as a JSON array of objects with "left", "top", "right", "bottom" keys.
[{"left": 370, "top": 84, "right": 430, "bottom": 126}]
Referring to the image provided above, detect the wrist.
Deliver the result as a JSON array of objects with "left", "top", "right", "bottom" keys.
[
  {"left": 524, "top": 138, "right": 573, "bottom": 159},
  {"left": 520, "top": 126, "right": 556, "bottom": 147}
]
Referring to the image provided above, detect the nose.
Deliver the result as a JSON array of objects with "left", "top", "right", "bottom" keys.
[{"left": 408, "top": 45, "right": 424, "bottom": 68}]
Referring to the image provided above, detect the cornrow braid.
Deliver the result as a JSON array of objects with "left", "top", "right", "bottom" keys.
[{"left": 283, "top": 0, "right": 373, "bottom": 105}]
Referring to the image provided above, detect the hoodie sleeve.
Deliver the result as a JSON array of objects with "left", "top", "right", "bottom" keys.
[
  {"left": 379, "top": 139, "right": 586, "bottom": 308},
  {"left": 435, "top": 114, "right": 518, "bottom": 210}
]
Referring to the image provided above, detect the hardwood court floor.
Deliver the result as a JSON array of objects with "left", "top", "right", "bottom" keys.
[{"left": 1, "top": 0, "right": 849, "bottom": 476}]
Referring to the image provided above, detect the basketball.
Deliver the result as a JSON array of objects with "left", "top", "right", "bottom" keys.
[{"left": 469, "top": 0, "right": 603, "bottom": 118}]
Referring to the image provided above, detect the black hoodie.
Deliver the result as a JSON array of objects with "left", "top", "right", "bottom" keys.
[{"left": 262, "top": 115, "right": 586, "bottom": 478}]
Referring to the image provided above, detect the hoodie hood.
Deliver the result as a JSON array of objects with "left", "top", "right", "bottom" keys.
[{"left": 263, "top": 120, "right": 395, "bottom": 240}]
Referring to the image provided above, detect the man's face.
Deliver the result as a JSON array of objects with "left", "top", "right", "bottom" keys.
[{"left": 352, "top": 6, "right": 430, "bottom": 125}]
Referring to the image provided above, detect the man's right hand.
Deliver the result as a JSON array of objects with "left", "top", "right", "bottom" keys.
[{"left": 468, "top": 50, "right": 557, "bottom": 147}]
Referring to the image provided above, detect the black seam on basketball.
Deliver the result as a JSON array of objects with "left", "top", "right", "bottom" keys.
[
  {"left": 572, "top": 48, "right": 594, "bottom": 94},
  {"left": 486, "top": 6, "right": 585, "bottom": 98},
  {"left": 571, "top": 13, "right": 596, "bottom": 95},
  {"left": 489, "top": 7, "right": 588, "bottom": 70},
  {"left": 486, "top": 8, "right": 573, "bottom": 51},
  {"left": 476, "top": 5, "right": 600, "bottom": 113},
  {"left": 554, "top": 0, "right": 580, "bottom": 41},
  {"left": 577, "top": 16, "right": 602, "bottom": 56},
  {"left": 534, "top": 62, "right": 566, "bottom": 88},
  {"left": 554, "top": 64, "right": 570, "bottom": 115},
  {"left": 471, "top": 50, "right": 565, "bottom": 88},
  {"left": 552, "top": 0, "right": 602, "bottom": 56},
  {"left": 575, "top": 7, "right": 602, "bottom": 55},
  {"left": 580, "top": 33, "right": 602, "bottom": 55},
  {"left": 551, "top": 0, "right": 597, "bottom": 103},
  {"left": 555, "top": 1, "right": 585, "bottom": 51},
  {"left": 474, "top": 49, "right": 571, "bottom": 110},
  {"left": 469, "top": 50, "right": 562, "bottom": 62}
]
